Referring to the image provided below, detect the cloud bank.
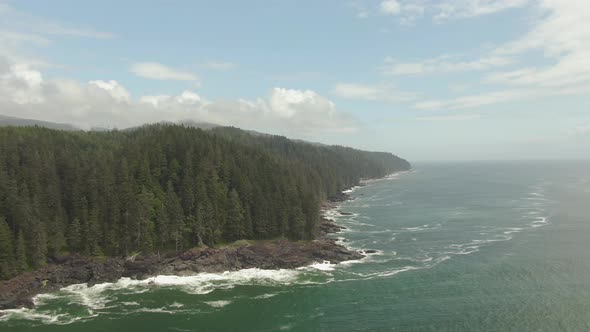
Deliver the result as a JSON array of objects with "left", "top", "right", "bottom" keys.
[
  {"left": 410, "top": 0, "right": 590, "bottom": 111},
  {"left": 0, "top": 57, "right": 357, "bottom": 135}
]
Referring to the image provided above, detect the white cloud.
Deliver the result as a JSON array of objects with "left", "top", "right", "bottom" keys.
[
  {"left": 416, "top": 114, "right": 481, "bottom": 121},
  {"left": 88, "top": 80, "right": 130, "bottom": 101},
  {"left": 138, "top": 95, "right": 171, "bottom": 108},
  {"left": 359, "top": 0, "right": 525, "bottom": 23},
  {"left": 0, "top": 57, "right": 357, "bottom": 134},
  {"left": 435, "top": 0, "right": 530, "bottom": 20},
  {"left": 0, "top": 2, "right": 113, "bottom": 39},
  {"left": 0, "top": 30, "right": 50, "bottom": 47},
  {"left": 414, "top": 1, "right": 590, "bottom": 110},
  {"left": 357, "top": 11, "right": 370, "bottom": 19},
  {"left": 382, "top": 55, "right": 512, "bottom": 75},
  {"left": 131, "top": 62, "right": 198, "bottom": 81},
  {"left": 376, "top": 1, "right": 425, "bottom": 24},
  {"left": 269, "top": 88, "right": 329, "bottom": 118},
  {"left": 486, "top": 1, "right": 590, "bottom": 90},
  {"left": 380, "top": 0, "right": 401, "bottom": 15},
  {"left": 413, "top": 90, "right": 527, "bottom": 110},
  {"left": 266, "top": 88, "right": 357, "bottom": 133},
  {"left": 399, "top": 4, "right": 426, "bottom": 24},
  {"left": 348, "top": 1, "right": 371, "bottom": 19},
  {"left": 139, "top": 91, "right": 203, "bottom": 107},
  {"left": 206, "top": 61, "right": 237, "bottom": 71},
  {"left": 0, "top": 2, "right": 112, "bottom": 67},
  {"left": 176, "top": 90, "right": 202, "bottom": 104},
  {"left": 332, "top": 83, "right": 416, "bottom": 102}
]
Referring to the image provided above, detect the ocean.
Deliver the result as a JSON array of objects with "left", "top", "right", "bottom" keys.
[{"left": 2, "top": 161, "right": 590, "bottom": 331}]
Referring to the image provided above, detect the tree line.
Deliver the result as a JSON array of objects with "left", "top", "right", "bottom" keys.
[{"left": 0, "top": 124, "right": 410, "bottom": 279}]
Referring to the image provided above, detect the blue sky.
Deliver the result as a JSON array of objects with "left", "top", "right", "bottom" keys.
[{"left": 0, "top": 0, "right": 589, "bottom": 161}]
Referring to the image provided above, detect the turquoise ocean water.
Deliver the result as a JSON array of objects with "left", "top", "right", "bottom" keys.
[{"left": 2, "top": 161, "right": 590, "bottom": 331}]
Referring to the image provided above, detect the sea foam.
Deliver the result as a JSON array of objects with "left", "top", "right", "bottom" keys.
[{"left": 204, "top": 300, "right": 232, "bottom": 308}]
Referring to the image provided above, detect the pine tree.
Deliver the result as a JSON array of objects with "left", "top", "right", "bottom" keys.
[
  {"left": 200, "top": 199, "right": 216, "bottom": 246},
  {"left": 15, "top": 230, "right": 27, "bottom": 273},
  {"left": 46, "top": 212, "right": 66, "bottom": 257},
  {"left": 181, "top": 149, "right": 195, "bottom": 216},
  {"left": 191, "top": 204, "right": 205, "bottom": 247},
  {"left": 0, "top": 216, "right": 15, "bottom": 279},
  {"left": 288, "top": 206, "right": 305, "bottom": 240},
  {"left": 77, "top": 196, "right": 89, "bottom": 254},
  {"left": 86, "top": 209, "right": 102, "bottom": 256},
  {"left": 67, "top": 218, "right": 81, "bottom": 252},
  {"left": 29, "top": 215, "right": 47, "bottom": 268},
  {"left": 224, "top": 189, "right": 245, "bottom": 242},
  {"left": 154, "top": 199, "right": 169, "bottom": 249},
  {"left": 133, "top": 187, "right": 155, "bottom": 252},
  {"left": 165, "top": 181, "right": 184, "bottom": 251}
]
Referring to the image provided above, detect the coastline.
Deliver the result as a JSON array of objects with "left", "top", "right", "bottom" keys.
[{"left": 0, "top": 182, "right": 373, "bottom": 311}]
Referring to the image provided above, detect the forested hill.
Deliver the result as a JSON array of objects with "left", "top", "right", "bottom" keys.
[{"left": 0, "top": 124, "right": 410, "bottom": 279}]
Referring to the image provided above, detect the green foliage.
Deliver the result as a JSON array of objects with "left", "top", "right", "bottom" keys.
[
  {"left": 67, "top": 218, "right": 81, "bottom": 252},
  {"left": 15, "top": 230, "right": 27, "bottom": 273},
  {"left": 0, "top": 216, "right": 16, "bottom": 279},
  {"left": 224, "top": 189, "right": 245, "bottom": 242},
  {"left": 0, "top": 124, "right": 410, "bottom": 279}
]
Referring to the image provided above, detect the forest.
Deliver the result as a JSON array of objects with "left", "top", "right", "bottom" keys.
[{"left": 0, "top": 124, "right": 410, "bottom": 280}]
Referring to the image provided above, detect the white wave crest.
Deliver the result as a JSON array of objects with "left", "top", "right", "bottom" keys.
[
  {"left": 342, "top": 186, "right": 362, "bottom": 194},
  {"left": 0, "top": 308, "right": 88, "bottom": 325},
  {"left": 531, "top": 216, "right": 548, "bottom": 228},
  {"left": 304, "top": 261, "right": 336, "bottom": 271},
  {"left": 26, "top": 268, "right": 300, "bottom": 315},
  {"left": 122, "top": 301, "right": 140, "bottom": 306},
  {"left": 253, "top": 293, "right": 278, "bottom": 299},
  {"left": 402, "top": 223, "right": 442, "bottom": 232},
  {"left": 204, "top": 300, "right": 232, "bottom": 308},
  {"left": 503, "top": 227, "right": 524, "bottom": 235}
]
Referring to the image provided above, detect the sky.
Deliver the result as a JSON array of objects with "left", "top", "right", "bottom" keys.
[{"left": 0, "top": 0, "right": 589, "bottom": 161}]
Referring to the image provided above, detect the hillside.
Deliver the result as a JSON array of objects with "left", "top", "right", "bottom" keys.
[
  {"left": 0, "top": 115, "right": 78, "bottom": 131},
  {"left": 0, "top": 124, "right": 410, "bottom": 280}
]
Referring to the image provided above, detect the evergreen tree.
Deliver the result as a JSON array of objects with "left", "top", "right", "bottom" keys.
[
  {"left": 0, "top": 124, "right": 410, "bottom": 278},
  {"left": 67, "top": 218, "right": 81, "bottom": 252},
  {"left": 0, "top": 216, "right": 15, "bottom": 279},
  {"left": 132, "top": 187, "right": 155, "bottom": 252},
  {"left": 165, "top": 181, "right": 184, "bottom": 251},
  {"left": 46, "top": 213, "right": 66, "bottom": 257},
  {"left": 15, "top": 230, "right": 27, "bottom": 273},
  {"left": 86, "top": 209, "right": 102, "bottom": 256},
  {"left": 28, "top": 215, "right": 47, "bottom": 268},
  {"left": 224, "top": 189, "right": 245, "bottom": 242}
]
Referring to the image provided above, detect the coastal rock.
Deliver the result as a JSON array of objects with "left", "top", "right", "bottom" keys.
[
  {"left": 0, "top": 185, "right": 366, "bottom": 310},
  {"left": 0, "top": 220, "right": 364, "bottom": 310}
]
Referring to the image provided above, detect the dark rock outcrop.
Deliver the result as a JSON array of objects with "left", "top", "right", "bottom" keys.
[
  {"left": 0, "top": 220, "right": 363, "bottom": 310},
  {"left": 0, "top": 186, "right": 368, "bottom": 310}
]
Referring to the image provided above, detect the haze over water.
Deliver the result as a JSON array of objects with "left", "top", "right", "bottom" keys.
[{"left": 2, "top": 161, "right": 590, "bottom": 331}]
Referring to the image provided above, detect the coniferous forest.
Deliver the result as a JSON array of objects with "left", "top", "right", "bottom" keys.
[{"left": 0, "top": 124, "right": 410, "bottom": 280}]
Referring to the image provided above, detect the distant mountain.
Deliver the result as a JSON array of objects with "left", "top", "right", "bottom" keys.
[
  {"left": 0, "top": 114, "right": 79, "bottom": 131},
  {"left": 179, "top": 120, "right": 219, "bottom": 130},
  {"left": 0, "top": 115, "right": 221, "bottom": 132}
]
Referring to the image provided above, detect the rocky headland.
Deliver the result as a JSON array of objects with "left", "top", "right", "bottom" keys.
[{"left": 0, "top": 191, "right": 363, "bottom": 310}]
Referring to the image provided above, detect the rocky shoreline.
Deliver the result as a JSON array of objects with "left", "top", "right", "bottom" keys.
[{"left": 0, "top": 190, "right": 362, "bottom": 310}]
